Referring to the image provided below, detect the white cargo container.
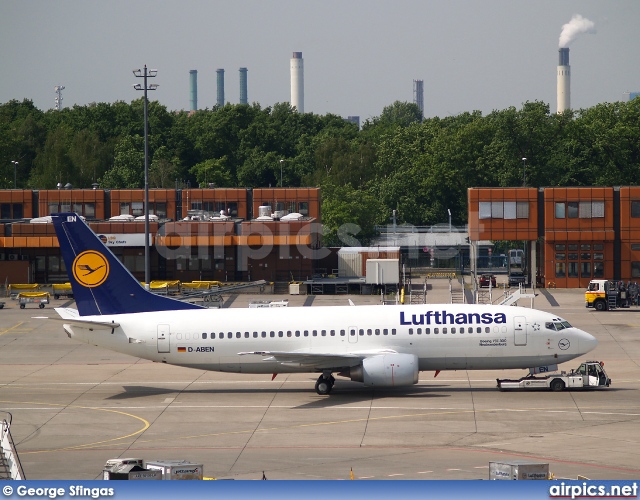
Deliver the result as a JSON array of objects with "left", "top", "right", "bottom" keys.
[
  {"left": 365, "top": 259, "right": 400, "bottom": 285},
  {"left": 248, "top": 300, "right": 289, "bottom": 308},
  {"left": 338, "top": 249, "right": 363, "bottom": 277},
  {"left": 145, "top": 460, "right": 204, "bottom": 480},
  {"left": 489, "top": 460, "right": 549, "bottom": 480},
  {"left": 338, "top": 247, "right": 400, "bottom": 278}
]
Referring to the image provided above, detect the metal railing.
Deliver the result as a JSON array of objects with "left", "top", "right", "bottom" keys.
[{"left": 1, "top": 412, "right": 26, "bottom": 480}]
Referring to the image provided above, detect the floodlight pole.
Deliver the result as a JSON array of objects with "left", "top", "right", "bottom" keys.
[{"left": 133, "top": 65, "right": 158, "bottom": 290}]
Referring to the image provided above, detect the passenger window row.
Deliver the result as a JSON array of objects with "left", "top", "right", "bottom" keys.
[
  {"left": 175, "top": 328, "right": 401, "bottom": 340},
  {"left": 356, "top": 329, "right": 397, "bottom": 336},
  {"left": 408, "top": 326, "right": 491, "bottom": 335}
]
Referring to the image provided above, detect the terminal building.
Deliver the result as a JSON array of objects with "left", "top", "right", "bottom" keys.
[
  {"left": 0, "top": 187, "right": 321, "bottom": 284},
  {"left": 468, "top": 186, "right": 640, "bottom": 288},
  {"left": 3, "top": 185, "right": 640, "bottom": 289}
]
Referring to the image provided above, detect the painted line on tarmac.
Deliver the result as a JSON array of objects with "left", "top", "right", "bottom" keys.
[
  {"left": 0, "top": 322, "right": 25, "bottom": 336},
  {"left": 0, "top": 399, "right": 150, "bottom": 454}
]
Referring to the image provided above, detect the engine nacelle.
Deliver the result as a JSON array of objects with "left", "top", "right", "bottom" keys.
[{"left": 349, "top": 353, "right": 419, "bottom": 387}]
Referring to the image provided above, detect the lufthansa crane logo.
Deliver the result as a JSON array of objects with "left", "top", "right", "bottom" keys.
[{"left": 72, "top": 250, "right": 109, "bottom": 288}]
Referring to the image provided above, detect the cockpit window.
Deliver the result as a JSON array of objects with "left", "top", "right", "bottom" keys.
[{"left": 545, "top": 320, "right": 572, "bottom": 331}]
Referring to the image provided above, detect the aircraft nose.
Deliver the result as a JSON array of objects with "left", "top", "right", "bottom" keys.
[{"left": 578, "top": 329, "right": 598, "bottom": 354}]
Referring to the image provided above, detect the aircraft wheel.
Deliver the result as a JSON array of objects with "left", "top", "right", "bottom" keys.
[
  {"left": 315, "top": 375, "right": 333, "bottom": 395},
  {"left": 550, "top": 379, "right": 565, "bottom": 392}
]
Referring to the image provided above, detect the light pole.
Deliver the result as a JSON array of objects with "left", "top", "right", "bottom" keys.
[
  {"left": 11, "top": 161, "right": 18, "bottom": 188},
  {"left": 522, "top": 157, "right": 527, "bottom": 187},
  {"left": 133, "top": 65, "right": 158, "bottom": 289},
  {"left": 279, "top": 159, "right": 284, "bottom": 187}
]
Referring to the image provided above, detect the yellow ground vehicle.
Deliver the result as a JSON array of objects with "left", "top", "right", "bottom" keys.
[{"left": 585, "top": 279, "right": 630, "bottom": 311}]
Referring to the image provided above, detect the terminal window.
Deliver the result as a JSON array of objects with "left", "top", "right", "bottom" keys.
[
  {"left": 556, "top": 201, "right": 604, "bottom": 219},
  {"left": 478, "top": 201, "right": 529, "bottom": 219}
]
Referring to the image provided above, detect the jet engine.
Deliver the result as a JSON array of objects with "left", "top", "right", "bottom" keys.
[{"left": 349, "top": 353, "right": 419, "bottom": 387}]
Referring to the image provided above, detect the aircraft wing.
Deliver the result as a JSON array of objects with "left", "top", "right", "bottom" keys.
[{"left": 237, "top": 349, "right": 397, "bottom": 369}]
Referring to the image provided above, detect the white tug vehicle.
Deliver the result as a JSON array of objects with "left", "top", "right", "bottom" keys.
[{"left": 497, "top": 361, "right": 611, "bottom": 391}]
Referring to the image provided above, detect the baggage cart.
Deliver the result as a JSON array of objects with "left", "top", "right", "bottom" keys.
[{"left": 18, "top": 292, "right": 50, "bottom": 309}]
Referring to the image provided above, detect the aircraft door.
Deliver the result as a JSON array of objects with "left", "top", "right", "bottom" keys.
[
  {"left": 514, "top": 316, "right": 527, "bottom": 346},
  {"left": 157, "top": 324, "right": 170, "bottom": 353},
  {"left": 348, "top": 326, "right": 358, "bottom": 344}
]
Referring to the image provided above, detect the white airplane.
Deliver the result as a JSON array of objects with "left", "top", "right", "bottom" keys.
[{"left": 50, "top": 213, "right": 598, "bottom": 395}]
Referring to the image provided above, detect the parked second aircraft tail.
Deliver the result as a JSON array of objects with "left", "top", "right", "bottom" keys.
[{"left": 52, "top": 213, "right": 201, "bottom": 316}]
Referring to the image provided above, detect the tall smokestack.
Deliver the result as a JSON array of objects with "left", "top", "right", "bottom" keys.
[
  {"left": 556, "top": 15, "right": 595, "bottom": 114},
  {"left": 413, "top": 79, "right": 424, "bottom": 119},
  {"left": 239, "top": 67, "right": 248, "bottom": 105},
  {"left": 557, "top": 48, "right": 570, "bottom": 114},
  {"left": 216, "top": 69, "right": 225, "bottom": 107},
  {"left": 290, "top": 52, "right": 304, "bottom": 113},
  {"left": 189, "top": 70, "right": 198, "bottom": 111}
]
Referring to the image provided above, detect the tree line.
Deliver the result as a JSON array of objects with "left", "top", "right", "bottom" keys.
[{"left": 1, "top": 98, "right": 639, "bottom": 244}]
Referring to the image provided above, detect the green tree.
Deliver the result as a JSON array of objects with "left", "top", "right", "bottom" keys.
[
  {"left": 100, "top": 135, "right": 144, "bottom": 188},
  {"left": 190, "top": 157, "right": 233, "bottom": 188},
  {"left": 28, "top": 125, "right": 74, "bottom": 189}
]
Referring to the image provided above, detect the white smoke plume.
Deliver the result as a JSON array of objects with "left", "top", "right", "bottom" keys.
[{"left": 559, "top": 14, "right": 596, "bottom": 47}]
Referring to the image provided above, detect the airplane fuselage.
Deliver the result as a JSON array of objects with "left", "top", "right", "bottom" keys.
[{"left": 60, "top": 303, "right": 596, "bottom": 375}]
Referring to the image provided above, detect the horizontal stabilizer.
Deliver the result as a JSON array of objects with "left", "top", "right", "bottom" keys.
[{"left": 36, "top": 316, "right": 120, "bottom": 330}]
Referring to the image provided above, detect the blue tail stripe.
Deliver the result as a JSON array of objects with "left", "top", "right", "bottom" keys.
[{"left": 52, "top": 213, "right": 202, "bottom": 316}]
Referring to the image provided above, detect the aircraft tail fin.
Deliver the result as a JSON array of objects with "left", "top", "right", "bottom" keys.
[{"left": 52, "top": 213, "right": 202, "bottom": 316}]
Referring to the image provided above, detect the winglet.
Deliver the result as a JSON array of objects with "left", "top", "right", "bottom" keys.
[{"left": 52, "top": 213, "right": 202, "bottom": 316}]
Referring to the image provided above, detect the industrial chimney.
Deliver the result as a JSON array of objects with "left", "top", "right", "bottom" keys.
[
  {"left": 557, "top": 48, "right": 570, "bottom": 114},
  {"left": 290, "top": 52, "right": 304, "bottom": 113},
  {"left": 413, "top": 79, "right": 424, "bottom": 119},
  {"left": 189, "top": 70, "right": 198, "bottom": 111},
  {"left": 216, "top": 69, "right": 225, "bottom": 107},
  {"left": 239, "top": 67, "right": 248, "bottom": 105}
]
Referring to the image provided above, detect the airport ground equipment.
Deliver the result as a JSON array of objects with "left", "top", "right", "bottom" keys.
[
  {"left": 145, "top": 460, "right": 204, "bottom": 480},
  {"left": 489, "top": 461, "right": 549, "bottom": 480},
  {"left": 508, "top": 249, "right": 526, "bottom": 287},
  {"left": 103, "top": 463, "right": 161, "bottom": 480},
  {"left": 7, "top": 283, "right": 40, "bottom": 297},
  {"left": 52, "top": 282, "right": 74, "bottom": 299},
  {"left": 17, "top": 291, "right": 50, "bottom": 309},
  {"left": 497, "top": 361, "right": 610, "bottom": 391},
  {"left": 585, "top": 279, "right": 632, "bottom": 311},
  {"left": 248, "top": 299, "right": 288, "bottom": 308}
]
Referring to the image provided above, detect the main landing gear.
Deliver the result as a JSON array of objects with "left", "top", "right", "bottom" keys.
[{"left": 315, "top": 373, "right": 336, "bottom": 395}]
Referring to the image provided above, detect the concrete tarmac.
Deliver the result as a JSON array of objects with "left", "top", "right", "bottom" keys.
[{"left": 1, "top": 281, "right": 639, "bottom": 480}]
